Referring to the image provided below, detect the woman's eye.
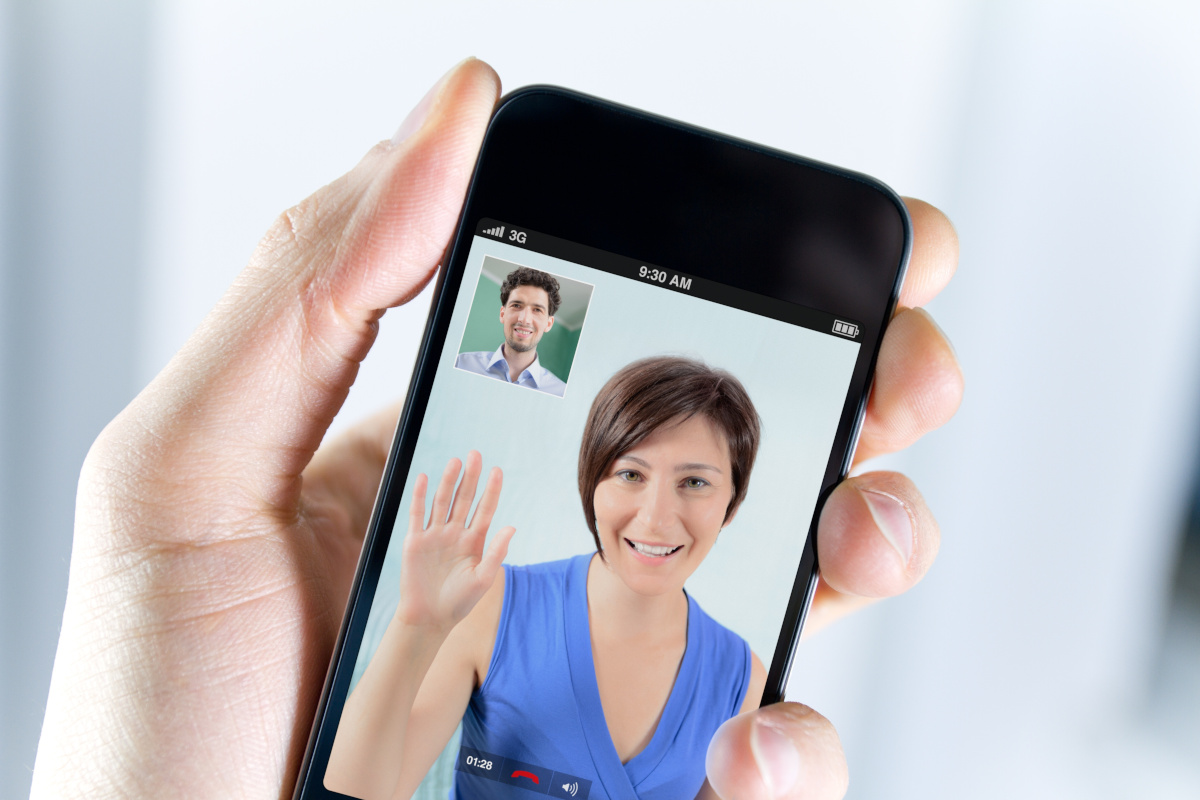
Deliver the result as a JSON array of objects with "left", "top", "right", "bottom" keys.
[
  {"left": 617, "top": 470, "right": 642, "bottom": 482},
  {"left": 684, "top": 477, "right": 710, "bottom": 489}
]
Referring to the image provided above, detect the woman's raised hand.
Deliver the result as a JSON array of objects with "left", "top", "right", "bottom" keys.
[{"left": 396, "top": 452, "right": 515, "bottom": 633}]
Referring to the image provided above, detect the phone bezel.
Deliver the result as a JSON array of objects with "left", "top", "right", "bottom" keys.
[{"left": 294, "top": 85, "right": 911, "bottom": 799}]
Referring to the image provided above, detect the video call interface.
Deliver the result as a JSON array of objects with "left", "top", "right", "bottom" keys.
[{"left": 323, "top": 222, "right": 863, "bottom": 800}]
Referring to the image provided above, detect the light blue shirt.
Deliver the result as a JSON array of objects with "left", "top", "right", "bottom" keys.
[{"left": 454, "top": 345, "right": 567, "bottom": 397}]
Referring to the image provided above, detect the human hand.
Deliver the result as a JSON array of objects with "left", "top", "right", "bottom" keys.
[
  {"left": 703, "top": 199, "right": 961, "bottom": 798},
  {"left": 31, "top": 53, "right": 960, "bottom": 800},
  {"left": 31, "top": 59, "right": 502, "bottom": 799},
  {"left": 396, "top": 452, "right": 514, "bottom": 633}
]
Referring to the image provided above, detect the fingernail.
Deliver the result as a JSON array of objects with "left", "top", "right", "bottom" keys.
[
  {"left": 390, "top": 58, "right": 472, "bottom": 144},
  {"left": 862, "top": 488, "right": 914, "bottom": 568},
  {"left": 751, "top": 717, "right": 802, "bottom": 797}
]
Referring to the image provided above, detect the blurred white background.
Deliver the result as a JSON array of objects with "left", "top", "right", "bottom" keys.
[{"left": 3, "top": 1, "right": 1199, "bottom": 798}]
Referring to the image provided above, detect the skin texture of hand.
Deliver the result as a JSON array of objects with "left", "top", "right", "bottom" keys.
[
  {"left": 30, "top": 58, "right": 962, "bottom": 800},
  {"left": 31, "top": 59, "right": 502, "bottom": 799}
]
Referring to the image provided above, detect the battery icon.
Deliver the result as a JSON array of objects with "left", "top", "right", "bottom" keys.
[{"left": 832, "top": 320, "right": 859, "bottom": 338}]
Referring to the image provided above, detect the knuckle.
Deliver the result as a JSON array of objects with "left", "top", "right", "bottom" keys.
[
  {"left": 267, "top": 198, "right": 320, "bottom": 252},
  {"left": 260, "top": 192, "right": 343, "bottom": 269}
]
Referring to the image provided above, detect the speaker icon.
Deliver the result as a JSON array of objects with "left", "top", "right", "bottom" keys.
[{"left": 561, "top": 781, "right": 578, "bottom": 797}]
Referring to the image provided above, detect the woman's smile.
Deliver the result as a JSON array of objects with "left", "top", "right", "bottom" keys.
[{"left": 625, "top": 538, "right": 685, "bottom": 562}]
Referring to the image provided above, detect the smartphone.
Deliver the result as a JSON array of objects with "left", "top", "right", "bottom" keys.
[{"left": 294, "top": 87, "right": 910, "bottom": 800}]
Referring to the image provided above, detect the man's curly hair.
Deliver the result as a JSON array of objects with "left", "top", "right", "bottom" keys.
[{"left": 500, "top": 267, "right": 561, "bottom": 316}]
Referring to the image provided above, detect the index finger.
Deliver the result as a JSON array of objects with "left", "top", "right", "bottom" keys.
[{"left": 898, "top": 198, "right": 958, "bottom": 309}]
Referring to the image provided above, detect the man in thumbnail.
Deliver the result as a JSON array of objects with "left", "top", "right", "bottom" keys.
[{"left": 455, "top": 266, "right": 567, "bottom": 396}]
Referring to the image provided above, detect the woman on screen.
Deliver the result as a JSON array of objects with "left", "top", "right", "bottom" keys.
[{"left": 326, "top": 357, "right": 767, "bottom": 800}]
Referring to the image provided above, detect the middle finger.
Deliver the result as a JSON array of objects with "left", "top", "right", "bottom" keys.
[
  {"left": 806, "top": 469, "right": 940, "bottom": 634},
  {"left": 429, "top": 457, "right": 462, "bottom": 527},
  {"left": 449, "top": 451, "right": 483, "bottom": 525}
]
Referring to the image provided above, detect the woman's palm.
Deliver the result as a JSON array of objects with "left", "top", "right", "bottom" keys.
[{"left": 398, "top": 453, "right": 514, "bottom": 631}]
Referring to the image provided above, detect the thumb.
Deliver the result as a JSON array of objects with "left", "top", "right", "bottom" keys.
[
  {"left": 96, "top": 59, "right": 500, "bottom": 527},
  {"left": 479, "top": 525, "right": 516, "bottom": 580},
  {"left": 706, "top": 703, "right": 849, "bottom": 799}
]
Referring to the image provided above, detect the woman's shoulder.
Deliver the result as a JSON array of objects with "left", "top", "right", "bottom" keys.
[
  {"left": 687, "top": 595, "right": 754, "bottom": 668},
  {"left": 505, "top": 552, "right": 591, "bottom": 586},
  {"left": 685, "top": 592, "right": 747, "bottom": 648},
  {"left": 685, "top": 593, "right": 761, "bottom": 715},
  {"left": 473, "top": 555, "right": 591, "bottom": 690},
  {"left": 490, "top": 554, "right": 592, "bottom": 643},
  {"left": 491, "top": 554, "right": 590, "bottom": 624}
]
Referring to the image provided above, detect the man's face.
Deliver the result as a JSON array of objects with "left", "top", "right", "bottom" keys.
[{"left": 500, "top": 284, "right": 554, "bottom": 354}]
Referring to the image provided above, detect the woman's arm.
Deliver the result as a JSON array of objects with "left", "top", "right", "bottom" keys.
[
  {"left": 390, "top": 571, "right": 506, "bottom": 798},
  {"left": 327, "top": 616, "right": 459, "bottom": 799},
  {"left": 740, "top": 652, "right": 768, "bottom": 714},
  {"left": 325, "top": 452, "right": 514, "bottom": 800}
]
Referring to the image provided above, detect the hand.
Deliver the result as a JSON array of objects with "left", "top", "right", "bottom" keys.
[
  {"left": 31, "top": 55, "right": 961, "bottom": 800},
  {"left": 397, "top": 452, "right": 514, "bottom": 632},
  {"left": 31, "top": 59, "right": 502, "bottom": 799},
  {"left": 704, "top": 199, "right": 961, "bottom": 799}
]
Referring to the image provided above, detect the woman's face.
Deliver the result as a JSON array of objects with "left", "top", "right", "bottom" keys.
[{"left": 592, "top": 414, "right": 734, "bottom": 597}]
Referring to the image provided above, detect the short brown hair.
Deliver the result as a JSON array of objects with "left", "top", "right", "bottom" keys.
[
  {"left": 577, "top": 356, "right": 761, "bottom": 555},
  {"left": 500, "top": 267, "right": 561, "bottom": 317}
]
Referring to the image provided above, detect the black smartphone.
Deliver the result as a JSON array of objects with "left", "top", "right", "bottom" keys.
[{"left": 294, "top": 87, "right": 910, "bottom": 800}]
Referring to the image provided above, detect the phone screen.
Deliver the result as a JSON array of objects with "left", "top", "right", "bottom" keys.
[{"left": 319, "top": 218, "right": 864, "bottom": 799}]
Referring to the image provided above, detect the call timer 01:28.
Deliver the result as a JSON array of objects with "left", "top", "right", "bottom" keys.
[{"left": 464, "top": 755, "right": 493, "bottom": 771}]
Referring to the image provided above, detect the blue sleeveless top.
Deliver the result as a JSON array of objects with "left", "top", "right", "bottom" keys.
[{"left": 451, "top": 553, "right": 751, "bottom": 800}]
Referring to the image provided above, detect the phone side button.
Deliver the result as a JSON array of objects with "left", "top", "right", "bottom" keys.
[{"left": 843, "top": 413, "right": 866, "bottom": 473}]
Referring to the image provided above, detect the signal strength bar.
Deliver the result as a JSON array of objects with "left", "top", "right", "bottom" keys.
[{"left": 483, "top": 224, "right": 505, "bottom": 238}]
